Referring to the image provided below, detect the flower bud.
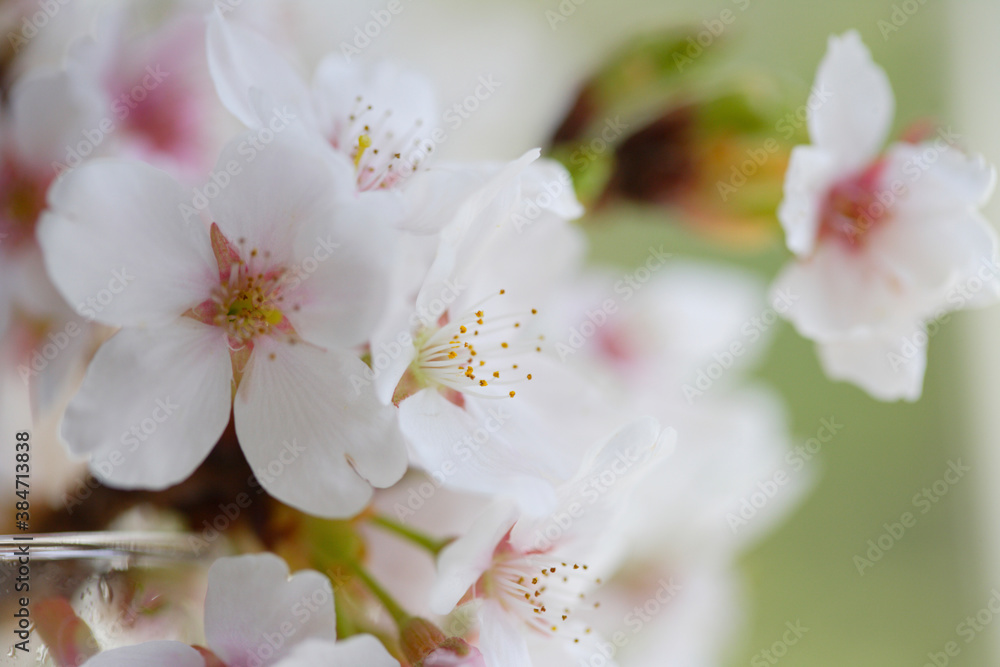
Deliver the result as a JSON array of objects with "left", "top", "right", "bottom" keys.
[{"left": 400, "top": 617, "right": 485, "bottom": 667}]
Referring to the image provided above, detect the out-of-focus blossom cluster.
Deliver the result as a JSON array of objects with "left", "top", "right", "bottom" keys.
[{"left": 0, "top": 1, "right": 994, "bottom": 666}]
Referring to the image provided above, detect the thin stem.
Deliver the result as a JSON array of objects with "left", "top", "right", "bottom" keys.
[
  {"left": 370, "top": 515, "right": 452, "bottom": 557},
  {"left": 349, "top": 561, "right": 410, "bottom": 629}
]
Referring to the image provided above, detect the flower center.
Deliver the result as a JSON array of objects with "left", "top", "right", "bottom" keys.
[
  {"left": 188, "top": 224, "right": 296, "bottom": 351},
  {"left": 409, "top": 291, "right": 542, "bottom": 400},
  {"left": 331, "top": 95, "right": 433, "bottom": 192},
  {"left": 819, "top": 160, "right": 889, "bottom": 248},
  {"left": 482, "top": 549, "right": 601, "bottom": 640}
]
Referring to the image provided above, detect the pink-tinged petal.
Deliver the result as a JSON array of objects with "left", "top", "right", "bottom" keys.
[
  {"left": 271, "top": 636, "right": 399, "bottom": 667},
  {"left": 38, "top": 160, "right": 216, "bottom": 328},
  {"left": 870, "top": 206, "right": 999, "bottom": 312},
  {"left": 778, "top": 145, "right": 838, "bottom": 256},
  {"left": 430, "top": 501, "right": 519, "bottom": 615},
  {"left": 80, "top": 641, "right": 205, "bottom": 667},
  {"left": 61, "top": 320, "right": 232, "bottom": 489},
  {"left": 770, "top": 242, "right": 921, "bottom": 339},
  {"left": 10, "top": 67, "right": 106, "bottom": 170},
  {"left": 398, "top": 389, "right": 558, "bottom": 515},
  {"left": 283, "top": 192, "right": 398, "bottom": 350},
  {"left": 234, "top": 337, "right": 406, "bottom": 518},
  {"left": 206, "top": 10, "right": 316, "bottom": 130},
  {"left": 208, "top": 133, "right": 354, "bottom": 275},
  {"left": 478, "top": 600, "right": 532, "bottom": 667},
  {"left": 887, "top": 142, "right": 996, "bottom": 210},
  {"left": 808, "top": 30, "right": 893, "bottom": 172},
  {"left": 203, "top": 554, "right": 337, "bottom": 666},
  {"left": 816, "top": 326, "right": 926, "bottom": 402}
]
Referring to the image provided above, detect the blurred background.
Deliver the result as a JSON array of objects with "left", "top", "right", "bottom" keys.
[
  {"left": 4, "top": 0, "right": 1000, "bottom": 665},
  {"left": 346, "top": 0, "right": 997, "bottom": 664}
]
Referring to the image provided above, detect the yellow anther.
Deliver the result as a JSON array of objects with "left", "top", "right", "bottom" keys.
[{"left": 354, "top": 134, "right": 373, "bottom": 170}]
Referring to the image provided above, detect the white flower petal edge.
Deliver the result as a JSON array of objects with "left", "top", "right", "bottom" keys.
[
  {"left": 60, "top": 321, "right": 232, "bottom": 489},
  {"left": 815, "top": 326, "right": 927, "bottom": 402},
  {"left": 80, "top": 641, "right": 205, "bottom": 667},
  {"left": 398, "top": 389, "right": 559, "bottom": 516},
  {"left": 38, "top": 159, "right": 217, "bottom": 329},
  {"left": 773, "top": 30, "right": 999, "bottom": 401},
  {"left": 270, "top": 636, "right": 399, "bottom": 667},
  {"left": 204, "top": 553, "right": 337, "bottom": 666},
  {"left": 478, "top": 600, "right": 532, "bottom": 667},
  {"left": 206, "top": 9, "right": 316, "bottom": 130},
  {"left": 807, "top": 30, "right": 893, "bottom": 175},
  {"left": 777, "top": 145, "right": 838, "bottom": 257},
  {"left": 430, "top": 500, "right": 520, "bottom": 614},
  {"left": 235, "top": 337, "right": 406, "bottom": 519}
]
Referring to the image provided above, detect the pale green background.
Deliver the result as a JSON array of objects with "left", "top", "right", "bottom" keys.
[{"left": 585, "top": 0, "right": 993, "bottom": 664}]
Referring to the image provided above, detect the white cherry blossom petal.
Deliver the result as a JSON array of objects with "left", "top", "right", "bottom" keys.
[
  {"left": 283, "top": 192, "right": 398, "bottom": 350},
  {"left": 808, "top": 30, "right": 893, "bottom": 172},
  {"left": 777, "top": 145, "right": 838, "bottom": 256},
  {"left": 234, "top": 337, "right": 406, "bottom": 519},
  {"left": 61, "top": 319, "right": 232, "bottom": 489},
  {"left": 38, "top": 160, "right": 217, "bottom": 328},
  {"left": 398, "top": 389, "right": 559, "bottom": 515},
  {"left": 80, "top": 641, "right": 205, "bottom": 667},
  {"left": 816, "top": 325, "right": 927, "bottom": 401},
  {"left": 271, "top": 636, "right": 398, "bottom": 667},
  {"left": 204, "top": 553, "right": 337, "bottom": 666},
  {"left": 10, "top": 66, "right": 106, "bottom": 170},
  {"left": 206, "top": 10, "right": 317, "bottom": 130},
  {"left": 430, "top": 501, "right": 519, "bottom": 614},
  {"left": 478, "top": 600, "right": 532, "bottom": 667},
  {"left": 207, "top": 133, "right": 355, "bottom": 276}
]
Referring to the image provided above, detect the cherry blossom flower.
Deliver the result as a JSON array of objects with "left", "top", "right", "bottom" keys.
[
  {"left": 206, "top": 9, "right": 464, "bottom": 231},
  {"left": 367, "top": 152, "right": 622, "bottom": 516},
  {"left": 80, "top": 553, "right": 398, "bottom": 667},
  {"left": 429, "top": 418, "right": 675, "bottom": 667},
  {"left": 773, "top": 30, "right": 998, "bottom": 400},
  {"left": 37, "top": 132, "right": 405, "bottom": 518}
]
